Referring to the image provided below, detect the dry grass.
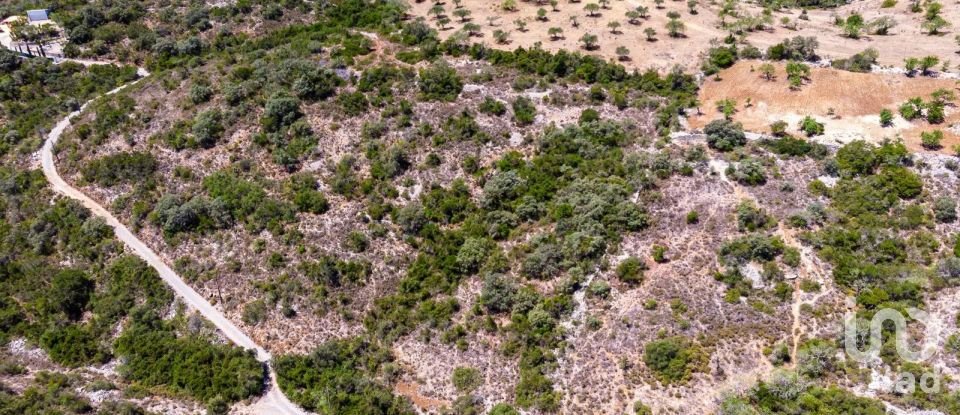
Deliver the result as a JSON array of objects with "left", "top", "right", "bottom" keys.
[
  {"left": 409, "top": 0, "right": 960, "bottom": 71},
  {"left": 690, "top": 61, "right": 960, "bottom": 152}
]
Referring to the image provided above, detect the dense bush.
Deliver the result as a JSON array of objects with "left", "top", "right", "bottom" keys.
[
  {"left": 151, "top": 194, "right": 232, "bottom": 235},
  {"left": 115, "top": 312, "right": 264, "bottom": 404},
  {"left": 704, "top": 119, "right": 746, "bottom": 151},
  {"left": 722, "top": 372, "right": 886, "bottom": 414},
  {"left": 203, "top": 169, "right": 294, "bottom": 232},
  {"left": 512, "top": 97, "right": 537, "bottom": 126},
  {"left": 643, "top": 337, "right": 705, "bottom": 384},
  {"left": 418, "top": 62, "right": 463, "bottom": 101},
  {"left": 765, "top": 36, "right": 820, "bottom": 61},
  {"left": 192, "top": 109, "right": 224, "bottom": 148},
  {"left": 275, "top": 338, "right": 413, "bottom": 414},
  {"left": 288, "top": 173, "right": 329, "bottom": 215},
  {"left": 615, "top": 257, "right": 646, "bottom": 284},
  {"left": 81, "top": 152, "right": 156, "bottom": 186},
  {"left": 830, "top": 48, "right": 878, "bottom": 73},
  {"left": 261, "top": 94, "right": 303, "bottom": 132},
  {"left": 479, "top": 97, "right": 507, "bottom": 116},
  {"left": 719, "top": 234, "right": 785, "bottom": 264}
]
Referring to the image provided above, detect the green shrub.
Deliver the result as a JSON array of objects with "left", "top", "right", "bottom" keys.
[
  {"left": 192, "top": 109, "right": 224, "bottom": 148},
  {"left": 704, "top": 119, "right": 746, "bottom": 151},
  {"left": 512, "top": 96, "right": 537, "bottom": 126},
  {"left": 261, "top": 94, "right": 303, "bottom": 132},
  {"left": 82, "top": 152, "right": 156, "bottom": 186},
  {"left": 338, "top": 91, "right": 370, "bottom": 116},
  {"left": 274, "top": 338, "right": 411, "bottom": 414},
  {"left": 920, "top": 130, "right": 944, "bottom": 150},
  {"left": 419, "top": 62, "right": 463, "bottom": 101},
  {"left": 615, "top": 257, "right": 646, "bottom": 284},
  {"left": 189, "top": 83, "right": 213, "bottom": 104},
  {"left": 452, "top": 366, "right": 482, "bottom": 393},
  {"left": 798, "top": 116, "right": 824, "bottom": 136},
  {"left": 115, "top": 313, "right": 264, "bottom": 403},
  {"left": 879, "top": 108, "right": 893, "bottom": 127},
  {"left": 652, "top": 245, "right": 669, "bottom": 263},
  {"left": 643, "top": 337, "right": 704, "bottom": 384},
  {"left": 934, "top": 197, "right": 957, "bottom": 223},
  {"left": 478, "top": 96, "right": 507, "bottom": 116}
]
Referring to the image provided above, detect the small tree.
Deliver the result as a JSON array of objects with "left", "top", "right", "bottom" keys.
[
  {"left": 842, "top": 13, "right": 864, "bottom": 38},
  {"left": 453, "top": 8, "right": 471, "bottom": 22},
  {"left": 453, "top": 0, "right": 463, "bottom": 8},
  {"left": 570, "top": 16, "right": 579, "bottom": 27},
  {"left": 654, "top": 0, "right": 665, "bottom": 8},
  {"left": 501, "top": 0, "right": 518, "bottom": 11},
  {"left": 687, "top": 0, "right": 698, "bottom": 14},
  {"left": 585, "top": 3, "right": 600, "bottom": 17},
  {"left": 786, "top": 61, "right": 810, "bottom": 90},
  {"left": 514, "top": 19, "right": 527, "bottom": 32},
  {"left": 616, "top": 46, "right": 630, "bottom": 61},
  {"left": 626, "top": 10, "right": 640, "bottom": 25},
  {"left": 869, "top": 16, "right": 897, "bottom": 35},
  {"left": 920, "top": 55, "right": 940, "bottom": 75},
  {"left": 464, "top": 22, "right": 481, "bottom": 36},
  {"left": 638, "top": 5, "right": 650, "bottom": 18},
  {"left": 643, "top": 27, "right": 657, "bottom": 41},
  {"left": 429, "top": 4, "right": 445, "bottom": 18},
  {"left": 608, "top": 21, "right": 621, "bottom": 34},
  {"left": 905, "top": 57, "right": 920, "bottom": 76},
  {"left": 666, "top": 18, "right": 686, "bottom": 38},
  {"left": 717, "top": 98, "right": 737, "bottom": 120},
  {"left": 599, "top": 0, "right": 610, "bottom": 8},
  {"left": 537, "top": 8, "right": 548, "bottom": 21},
  {"left": 551, "top": 0, "right": 559, "bottom": 11},
  {"left": 548, "top": 26, "right": 564, "bottom": 40},
  {"left": 923, "top": 16, "right": 950, "bottom": 35},
  {"left": 437, "top": 16, "right": 450, "bottom": 29},
  {"left": 580, "top": 33, "right": 599, "bottom": 50}
]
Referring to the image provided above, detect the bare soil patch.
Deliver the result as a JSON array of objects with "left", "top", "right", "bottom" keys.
[
  {"left": 690, "top": 61, "right": 960, "bottom": 152},
  {"left": 410, "top": 0, "right": 960, "bottom": 71}
]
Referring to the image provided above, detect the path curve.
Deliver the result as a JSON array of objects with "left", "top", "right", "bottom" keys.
[{"left": 37, "top": 62, "right": 305, "bottom": 415}]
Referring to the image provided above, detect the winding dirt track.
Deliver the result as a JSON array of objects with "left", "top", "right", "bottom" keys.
[{"left": 37, "top": 63, "right": 305, "bottom": 415}]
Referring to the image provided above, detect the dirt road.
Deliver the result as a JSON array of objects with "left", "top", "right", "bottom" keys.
[{"left": 37, "top": 62, "right": 305, "bottom": 415}]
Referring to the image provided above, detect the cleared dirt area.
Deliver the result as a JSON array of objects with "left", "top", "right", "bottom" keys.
[
  {"left": 689, "top": 60, "right": 960, "bottom": 152},
  {"left": 410, "top": 0, "right": 960, "bottom": 71}
]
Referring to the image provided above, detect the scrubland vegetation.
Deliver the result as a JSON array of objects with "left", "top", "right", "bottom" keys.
[{"left": 4, "top": 0, "right": 960, "bottom": 414}]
